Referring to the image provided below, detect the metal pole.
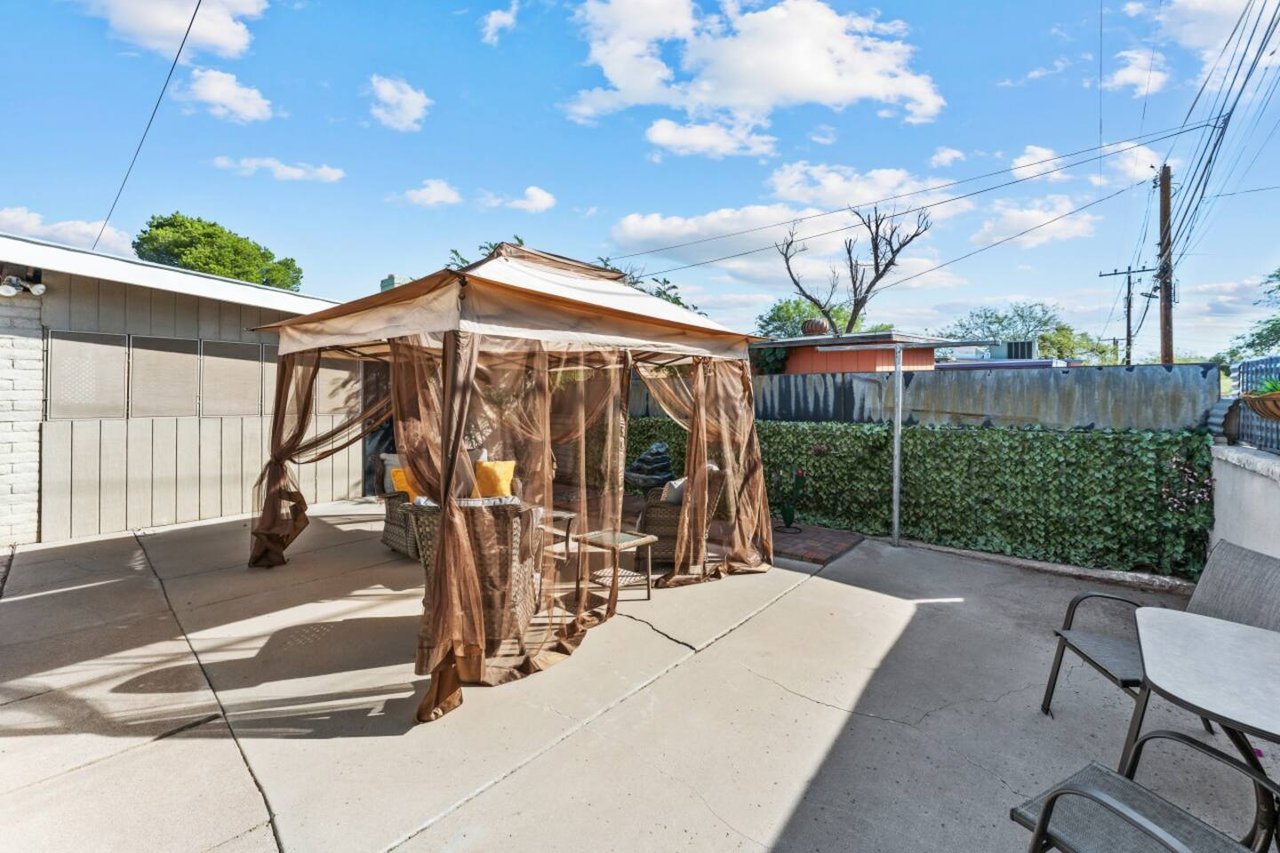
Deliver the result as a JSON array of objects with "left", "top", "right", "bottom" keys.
[
  {"left": 891, "top": 344, "right": 903, "bottom": 547},
  {"left": 1158, "top": 164, "right": 1174, "bottom": 365}
]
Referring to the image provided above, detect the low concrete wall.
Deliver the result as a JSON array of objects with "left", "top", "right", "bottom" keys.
[{"left": 1211, "top": 444, "right": 1280, "bottom": 560}]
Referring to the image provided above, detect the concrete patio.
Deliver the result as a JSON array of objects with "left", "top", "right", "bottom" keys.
[{"left": 0, "top": 502, "right": 1260, "bottom": 852}]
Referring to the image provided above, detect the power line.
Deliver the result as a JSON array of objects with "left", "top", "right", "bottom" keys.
[
  {"left": 1211, "top": 183, "right": 1280, "bottom": 196},
  {"left": 876, "top": 184, "right": 1139, "bottom": 293},
  {"left": 92, "top": 0, "right": 202, "bottom": 251},
  {"left": 614, "top": 117, "right": 1213, "bottom": 262},
  {"left": 651, "top": 182, "right": 1137, "bottom": 285}
]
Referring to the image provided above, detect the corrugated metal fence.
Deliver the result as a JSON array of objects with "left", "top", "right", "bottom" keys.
[
  {"left": 1235, "top": 355, "right": 1280, "bottom": 452},
  {"left": 631, "top": 363, "right": 1220, "bottom": 430}
]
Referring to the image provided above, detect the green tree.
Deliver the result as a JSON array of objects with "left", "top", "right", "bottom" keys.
[
  {"left": 939, "top": 301, "right": 1114, "bottom": 363},
  {"left": 597, "top": 256, "right": 704, "bottom": 315},
  {"left": 1228, "top": 270, "right": 1280, "bottom": 357},
  {"left": 754, "top": 296, "right": 891, "bottom": 339},
  {"left": 937, "top": 301, "right": 1060, "bottom": 343},
  {"left": 133, "top": 212, "right": 302, "bottom": 290},
  {"left": 448, "top": 234, "right": 523, "bottom": 269}
]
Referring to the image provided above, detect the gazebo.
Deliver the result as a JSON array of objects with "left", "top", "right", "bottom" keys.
[{"left": 249, "top": 244, "right": 773, "bottom": 721}]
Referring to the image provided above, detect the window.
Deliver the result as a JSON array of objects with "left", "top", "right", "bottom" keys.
[
  {"left": 202, "top": 341, "right": 263, "bottom": 416},
  {"left": 48, "top": 332, "right": 127, "bottom": 419},
  {"left": 130, "top": 337, "right": 199, "bottom": 417}
]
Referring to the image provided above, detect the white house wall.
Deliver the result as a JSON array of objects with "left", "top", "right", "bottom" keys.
[{"left": 0, "top": 267, "right": 363, "bottom": 546}]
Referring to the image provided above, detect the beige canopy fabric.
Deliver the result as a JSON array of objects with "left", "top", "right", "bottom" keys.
[
  {"left": 251, "top": 244, "right": 771, "bottom": 722},
  {"left": 263, "top": 244, "right": 755, "bottom": 360}
]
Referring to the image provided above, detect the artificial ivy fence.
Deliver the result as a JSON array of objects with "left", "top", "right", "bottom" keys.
[{"left": 628, "top": 418, "right": 1214, "bottom": 579}]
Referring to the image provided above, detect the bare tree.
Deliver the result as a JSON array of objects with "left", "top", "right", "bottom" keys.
[{"left": 776, "top": 206, "right": 931, "bottom": 334}]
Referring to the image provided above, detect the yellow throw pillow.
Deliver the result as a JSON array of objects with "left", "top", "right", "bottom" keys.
[
  {"left": 389, "top": 467, "right": 420, "bottom": 501},
  {"left": 473, "top": 460, "right": 516, "bottom": 498}
]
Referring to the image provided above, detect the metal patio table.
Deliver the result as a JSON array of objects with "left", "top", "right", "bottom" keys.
[
  {"left": 1121, "top": 608, "right": 1280, "bottom": 852},
  {"left": 576, "top": 530, "right": 658, "bottom": 601}
]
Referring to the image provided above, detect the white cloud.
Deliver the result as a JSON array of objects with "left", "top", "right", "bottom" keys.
[
  {"left": 213, "top": 156, "right": 344, "bottom": 182},
  {"left": 569, "top": 0, "right": 944, "bottom": 155},
  {"left": 1154, "top": 0, "right": 1267, "bottom": 79},
  {"left": 1123, "top": 2, "right": 1147, "bottom": 16},
  {"left": 1102, "top": 49, "right": 1170, "bottom": 97},
  {"left": 0, "top": 207, "right": 133, "bottom": 256},
  {"left": 77, "top": 0, "right": 266, "bottom": 60},
  {"left": 929, "top": 146, "right": 965, "bottom": 168},
  {"left": 483, "top": 186, "right": 557, "bottom": 213},
  {"left": 645, "top": 118, "right": 776, "bottom": 157},
  {"left": 808, "top": 125, "right": 837, "bottom": 145},
  {"left": 970, "top": 195, "right": 1099, "bottom": 248},
  {"left": 401, "top": 179, "right": 463, "bottom": 207},
  {"left": 369, "top": 75, "right": 431, "bottom": 132},
  {"left": 482, "top": 0, "right": 520, "bottom": 45},
  {"left": 998, "top": 56, "right": 1071, "bottom": 87},
  {"left": 768, "top": 160, "right": 973, "bottom": 219},
  {"left": 1011, "top": 145, "right": 1073, "bottom": 182},
  {"left": 183, "top": 68, "right": 273, "bottom": 122}
]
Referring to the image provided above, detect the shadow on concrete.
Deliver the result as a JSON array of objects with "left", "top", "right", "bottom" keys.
[{"left": 764, "top": 544, "right": 1260, "bottom": 851}]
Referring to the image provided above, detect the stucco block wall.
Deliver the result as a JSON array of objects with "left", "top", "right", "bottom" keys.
[
  {"left": 1211, "top": 444, "right": 1280, "bottom": 560},
  {"left": 0, "top": 293, "right": 45, "bottom": 545}
]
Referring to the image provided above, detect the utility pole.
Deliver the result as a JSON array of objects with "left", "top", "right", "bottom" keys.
[
  {"left": 1157, "top": 164, "right": 1174, "bottom": 365},
  {"left": 1099, "top": 265, "right": 1156, "bottom": 366}
]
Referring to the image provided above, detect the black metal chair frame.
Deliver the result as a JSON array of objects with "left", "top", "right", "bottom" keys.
[
  {"left": 1017, "top": 730, "right": 1280, "bottom": 853},
  {"left": 1040, "top": 592, "right": 1215, "bottom": 735}
]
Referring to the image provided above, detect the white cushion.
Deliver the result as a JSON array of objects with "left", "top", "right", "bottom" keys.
[
  {"left": 380, "top": 453, "right": 403, "bottom": 494},
  {"left": 661, "top": 478, "right": 687, "bottom": 504}
]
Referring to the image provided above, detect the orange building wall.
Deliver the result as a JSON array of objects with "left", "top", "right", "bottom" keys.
[{"left": 784, "top": 346, "right": 936, "bottom": 374}]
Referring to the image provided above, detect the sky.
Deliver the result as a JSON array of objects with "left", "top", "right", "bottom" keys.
[{"left": 3, "top": 0, "right": 1279, "bottom": 358}]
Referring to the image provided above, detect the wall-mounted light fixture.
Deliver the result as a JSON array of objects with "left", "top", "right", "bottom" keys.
[
  {"left": 0, "top": 275, "right": 45, "bottom": 297},
  {"left": 0, "top": 268, "right": 47, "bottom": 297}
]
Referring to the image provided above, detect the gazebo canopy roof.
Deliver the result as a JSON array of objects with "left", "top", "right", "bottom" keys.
[{"left": 262, "top": 243, "right": 758, "bottom": 360}]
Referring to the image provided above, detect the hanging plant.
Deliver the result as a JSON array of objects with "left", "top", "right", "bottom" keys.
[{"left": 1242, "top": 376, "right": 1280, "bottom": 421}]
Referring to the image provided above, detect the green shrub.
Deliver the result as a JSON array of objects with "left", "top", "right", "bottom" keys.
[{"left": 627, "top": 418, "right": 1213, "bottom": 578}]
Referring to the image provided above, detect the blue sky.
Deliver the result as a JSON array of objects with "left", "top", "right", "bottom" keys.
[{"left": 3, "top": 0, "right": 1278, "bottom": 357}]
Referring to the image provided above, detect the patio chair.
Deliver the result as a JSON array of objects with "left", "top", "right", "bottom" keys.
[
  {"left": 1040, "top": 540, "right": 1280, "bottom": 721},
  {"left": 637, "top": 468, "right": 727, "bottom": 566},
  {"left": 405, "top": 498, "right": 545, "bottom": 647},
  {"left": 1011, "top": 729, "right": 1279, "bottom": 852},
  {"left": 372, "top": 454, "right": 421, "bottom": 560}
]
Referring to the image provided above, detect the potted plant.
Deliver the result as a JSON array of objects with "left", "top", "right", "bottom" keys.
[
  {"left": 773, "top": 466, "right": 806, "bottom": 533},
  {"left": 1242, "top": 376, "right": 1280, "bottom": 421}
]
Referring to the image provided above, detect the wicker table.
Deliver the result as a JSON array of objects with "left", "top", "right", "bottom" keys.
[
  {"left": 576, "top": 530, "right": 658, "bottom": 601},
  {"left": 1121, "top": 608, "right": 1280, "bottom": 851}
]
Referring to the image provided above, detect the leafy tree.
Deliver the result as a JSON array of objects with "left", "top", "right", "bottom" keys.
[
  {"left": 597, "top": 256, "right": 704, "bottom": 315},
  {"left": 754, "top": 296, "right": 891, "bottom": 339},
  {"left": 1228, "top": 270, "right": 1280, "bottom": 357},
  {"left": 939, "top": 301, "right": 1114, "bottom": 363},
  {"left": 448, "top": 234, "right": 523, "bottom": 269},
  {"left": 133, "top": 212, "right": 302, "bottom": 290},
  {"left": 937, "top": 301, "right": 1060, "bottom": 343}
]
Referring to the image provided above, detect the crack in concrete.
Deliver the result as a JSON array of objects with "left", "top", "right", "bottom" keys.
[
  {"left": 615, "top": 611, "right": 698, "bottom": 651},
  {"left": 741, "top": 665, "right": 1032, "bottom": 800},
  {"left": 643, "top": 757, "right": 770, "bottom": 850},
  {"left": 910, "top": 682, "right": 1044, "bottom": 728},
  {"left": 132, "top": 532, "right": 284, "bottom": 853}
]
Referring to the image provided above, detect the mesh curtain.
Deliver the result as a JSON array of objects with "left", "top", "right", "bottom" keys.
[
  {"left": 389, "top": 334, "right": 631, "bottom": 721},
  {"left": 637, "top": 358, "right": 772, "bottom": 585},
  {"left": 250, "top": 349, "right": 391, "bottom": 568}
]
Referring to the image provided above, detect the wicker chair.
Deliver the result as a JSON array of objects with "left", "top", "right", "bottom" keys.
[
  {"left": 405, "top": 499, "right": 545, "bottom": 647},
  {"left": 638, "top": 469, "right": 726, "bottom": 566},
  {"left": 372, "top": 453, "right": 420, "bottom": 560}
]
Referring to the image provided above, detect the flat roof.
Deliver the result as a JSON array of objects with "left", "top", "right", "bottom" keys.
[
  {"left": 0, "top": 231, "right": 339, "bottom": 316},
  {"left": 751, "top": 330, "right": 984, "bottom": 350}
]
